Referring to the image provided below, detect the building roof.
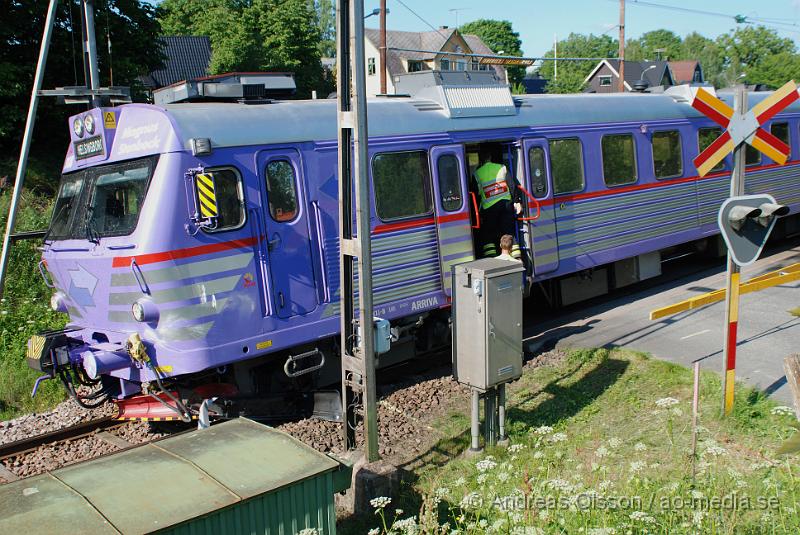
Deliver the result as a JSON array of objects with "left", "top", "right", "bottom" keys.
[
  {"left": 584, "top": 60, "right": 673, "bottom": 90},
  {"left": 669, "top": 60, "right": 701, "bottom": 84},
  {"left": 141, "top": 36, "right": 212, "bottom": 90},
  {"left": 363, "top": 27, "right": 500, "bottom": 79}
]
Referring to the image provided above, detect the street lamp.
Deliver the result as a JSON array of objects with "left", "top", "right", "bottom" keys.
[{"left": 364, "top": 7, "right": 388, "bottom": 19}]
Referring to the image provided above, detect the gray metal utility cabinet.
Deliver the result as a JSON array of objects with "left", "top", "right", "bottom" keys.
[
  {"left": 452, "top": 258, "right": 525, "bottom": 451},
  {"left": 452, "top": 258, "right": 524, "bottom": 389}
]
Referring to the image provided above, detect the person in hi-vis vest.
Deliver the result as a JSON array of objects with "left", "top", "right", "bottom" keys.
[{"left": 473, "top": 147, "right": 521, "bottom": 259}]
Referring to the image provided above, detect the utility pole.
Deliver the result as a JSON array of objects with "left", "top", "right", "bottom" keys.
[
  {"left": 81, "top": 0, "right": 102, "bottom": 108},
  {"left": 553, "top": 34, "right": 557, "bottom": 82},
  {"left": 379, "top": 0, "right": 387, "bottom": 95},
  {"left": 618, "top": 0, "right": 625, "bottom": 93},
  {"left": 337, "top": 0, "right": 380, "bottom": 462},
  {"left": 0, "top": 0, "right": 59, "bottom": 300}
]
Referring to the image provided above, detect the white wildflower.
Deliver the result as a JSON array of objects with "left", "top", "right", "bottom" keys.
[
  {"left": 533, "top": 425, "right": 553, "bottom": 435},
  {"left": 771, "top": 406, "right": 794, "bottom": 416},
  {"left": 393, "top": 516, "right": 418, "bottom": 533},
  {"left": 491, "top": 519, "right": 507, "bottom": 532},
  {"left": 595, "top": 445, "right": 609, "bottom": 458},
  {"left": 662, "top": 481, "right": 679, "bottom": 492},
  {"left": 498, "top": 471, "right": 510, "bottom": 483},
  {"left": 655, "top": 397, "right": 679, "bottom": 408},
  {"left": 395, "top": 508, "right": 404, "bottom": 515},
  {"left": 434, "top": 487, "right": 449, "bottom": 500},
  {"left": 598, "top": 480, "right": 612, "bottom": 491},
  {"left": 546, "top": 479, "right": 574, "bottom": 492},
  {"left": 588, "top": 529, "right": 617, "bottom": 535},
  {"left": 608, "top": 437, "right": 623, "bottom": 449},
  {"left": 370, "top": 496, "right": 392, "bottom": 509},
  {"left": 454, "top": 476, "right": 466, "bottom": 486},
  {"left": 704, "top": 445, "right": 727, "bottom": 457},
  {"left": 549, "top": 432, "right": 567, "bottom": 443},
  {"left": 460, "top": 492, "right": 481, "bottom": 509},
  {"left": 508, "top": 443, "right": 526, "bottom": 453},
  {"left": 629, "top": 511, "right": 656, "bottom": 524},
  {"left": 533, "top": 451, "right": 544, "bottom": 459},
  {"left": 633, "top": 442, "right": 647, "bottom": 452},
  {"left": 0, "top": 310, "right": 7, "bottom": 315},
  {"left": 539, "top": 509, "right": 550, "bottom": 520},
  {"left": 477, "top": 473, "right": 488, "bottom": 485},
  {"left": 691, "top": 490, "right": 704, "bottom": 500},
  {"left": 629, "top": 460, "right": 646, "bottom": 473},
  {"left": 368, "top": 529, "right": 380, "bottom": 535},
  {"left": 476, "top": 458, "right": 497, "bottom": 472},
  {"left": 298, "top": 529, "right": 320, "bottom": 535},
  {"left": 478, "top": 519, "right": 488, "bottom": 529}
]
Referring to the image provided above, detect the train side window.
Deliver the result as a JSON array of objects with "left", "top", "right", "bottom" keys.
[
  {"left": 528, "top": 146, "right": 548, "bottom": 198},
  {"left": 771, "top": 122, "right": 790, "bottom": 158},
  {"left": 549, "top": 138, "right": 585, "bottom": 195},
  {"left": 372, "top": 150, "right": 433, "bottom": 220},
  {"left": 652, "top": 130, "right": 683, "bottom": 179},
  {"left": 602, "top": 133, "right": 637, "bottom": 187},
  {"left": 265, "top": 160, "right": 299, "bottom": 222},
  {"left": 698, "top": 127, "right": 725, "bottom": 172},
  {"left": 745, "top": 144, "right": 761, "bottom": 166},
  {"left": 203, "top": 167, "right": 246, "bottom": 232},
  {"left": 436, "top": 154, "right": 463, "bottom": 212}
]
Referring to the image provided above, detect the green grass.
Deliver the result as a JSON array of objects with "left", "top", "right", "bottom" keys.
[
  {"left": 351, "top": 349, "right": 800, "bottom": 534},
  {"left": 0, "top": 189, "right": 66, "bottom": 419}
]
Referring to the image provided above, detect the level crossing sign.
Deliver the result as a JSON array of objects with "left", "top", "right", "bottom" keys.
[{"left": 691, "top": 81, "right": 799, "bottom": 177}]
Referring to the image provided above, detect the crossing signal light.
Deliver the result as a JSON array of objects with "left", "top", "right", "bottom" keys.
[
  {"left": 727, "top": 205, "right": 761, "bottom": 231},
  {"left": 757, "top": 202, "right": 790, "bottom": 227}
]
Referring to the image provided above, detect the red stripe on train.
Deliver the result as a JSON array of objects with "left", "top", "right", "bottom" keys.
[{"left": 111, "top": 236, "right": 259, "bottom": 268}]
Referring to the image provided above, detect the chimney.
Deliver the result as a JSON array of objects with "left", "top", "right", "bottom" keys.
[{"left": 439, "top": 25, "right": 449, "bottom": 30}]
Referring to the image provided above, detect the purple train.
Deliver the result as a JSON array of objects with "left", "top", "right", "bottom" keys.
[{"left": 27, "top": 84, "right": 800, "bottom": 420}]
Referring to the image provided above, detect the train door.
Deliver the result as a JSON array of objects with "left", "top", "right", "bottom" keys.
[
  {"left": 522, "top": 138, "right": 559, "bottom": 275},
  {"left": 430, "top": 145, "right": 475, "bottom": 295},
  {"left": 256, "top": 149, "right": 318, "bottom": 318}
]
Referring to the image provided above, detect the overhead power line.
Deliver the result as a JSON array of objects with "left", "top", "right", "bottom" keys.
[{"left": 392, "top": 0, "right": 449, "bottom": 37}]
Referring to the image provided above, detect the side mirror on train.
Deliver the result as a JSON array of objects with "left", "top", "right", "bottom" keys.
[
  {"left": 757, "top": 202, "right": 790, "bottom": 227},
  {"left": 189, "top": 171, "right": 219, "bottom": 231}
]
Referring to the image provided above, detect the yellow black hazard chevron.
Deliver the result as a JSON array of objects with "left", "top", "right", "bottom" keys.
[{"left": 196, "top": 173, "right": 218, "bottom": 218}]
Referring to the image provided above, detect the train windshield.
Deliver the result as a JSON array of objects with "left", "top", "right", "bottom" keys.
[{"left": 47, "top": 155, "right": 158, "bottom": 241}]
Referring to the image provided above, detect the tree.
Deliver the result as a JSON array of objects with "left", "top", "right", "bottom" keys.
[
  {"left": 680, "top": 32, "right": 724, "bottom": 86},
  {"left": 459, "top": 19, "right": 524, "bottom": 86},
  {"left": 0, "top": 0, "right": 162, "bottom": 179},
  {"left": 158, "top": 0, "right": 326, "bottom": 97},
  {"left": 717, "top": 26, "right": 797, "bottom": 88},
  {"left": 312, "top": 0, "right": 335, "bottom": 58},
  {"left": 538, "top": 33, "right": 618, "bottom": 93},
  {"left": 626, "top": 29, "right": 682, "bottom": 61}
]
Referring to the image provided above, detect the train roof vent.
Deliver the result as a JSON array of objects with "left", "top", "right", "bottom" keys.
[
  {"left": 394, "top": 71, "right": 515, "bottom": 118},
  {"left": 154, "top": 72, "right": 296, "bottom": 105}
]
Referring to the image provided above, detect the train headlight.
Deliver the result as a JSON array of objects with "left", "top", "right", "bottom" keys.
[
  {"left": 72, "top": 117, "right": 84, "bottom": 138},
  {"left": 83, "top": 114, "right": 95, "bottom": 135},
  {"left": 131, "top": 298, "right": 158, "bottom": 323},
  {"left": 50, "top": 292, "right": 68, "bottom": 313}
]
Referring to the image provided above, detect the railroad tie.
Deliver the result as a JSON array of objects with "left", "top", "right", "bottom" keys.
[
  {"left": 96, "top": 431, "right": 132, "bottom": 450},
  {"left": 0, "top": 463, "right": 19, "bottom": 483}
]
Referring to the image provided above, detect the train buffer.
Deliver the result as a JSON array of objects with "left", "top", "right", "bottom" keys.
[{"left": 650, "top": 262, "right": 800, "bottom": 320}]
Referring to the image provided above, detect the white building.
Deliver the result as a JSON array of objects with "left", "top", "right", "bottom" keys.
[{"left": 362, "top": 27, "right": 507, "bottom": 96}]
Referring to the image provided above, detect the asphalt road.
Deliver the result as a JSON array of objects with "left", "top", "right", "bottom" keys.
[{"left": 523, "top": 239, "right": 800, "bottom": 404}]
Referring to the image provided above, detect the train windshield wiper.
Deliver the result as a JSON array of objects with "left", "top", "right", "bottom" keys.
[
  {"left": 42, "top": 202, "right": 71, "bottom": 244},
  {"left": 84, "top": 207, "right": 100, "bottom": 244}
]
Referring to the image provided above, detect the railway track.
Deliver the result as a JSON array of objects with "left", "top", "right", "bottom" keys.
[{"left": 0, "top": 416, "right": 131, "bottom": 483}]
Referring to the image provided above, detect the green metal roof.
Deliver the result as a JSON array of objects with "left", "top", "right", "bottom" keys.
[{"left": 0, "top": 418, "right": 345, "bottom": 535}]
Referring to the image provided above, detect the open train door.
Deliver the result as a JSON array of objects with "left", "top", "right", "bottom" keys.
[
  {"left": 430, "top": 144, "right": 475, "bottom": 297},
  {"left": 522, "top": 138, "right": 559, "bottom": 275}
]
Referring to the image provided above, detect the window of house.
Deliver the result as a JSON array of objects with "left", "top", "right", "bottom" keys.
[
  {"left": 698, "top": 127, "right": 726, "bottom": 172},
  {"left": 602, "top": 133, "right": 637, "bottom": 186},
  {"left": 771, "top": 122, "right": 790, "bottom": 159},
  {"left": 408, "top": 60, "right": 423, "bottom": 72},
  {"left": 368, "top": 57, "right": 376, "bottom": 76},
  {"left": 436, "top": 154, "right": 463, "bottom": 212},
  {"left": 373, "top": 151, "right": 433, "bottom": 220},
  {"left": 202, "top": 167, "right": 246, "bottom": 232},
  {"left": 265, "top": 160, "right": 299, "bottom": 222},
  {"left": 440, "top": 58, "right": 451, "bottom": 71},
  {"left": 599, "top": 75, "right": 612, "bottom": 87},
  {"left": 471, "top": 58, "right": 479, "bottom": 71},
  {"left": 549, "top": 138, "right": 585, "bottom": 195},
  {"left": 528, "top": 146, "right": 548, "bottom": 198},
  {"left": 652, "top": 130, "right": 683, "bottom": 179},
  {"left": 455, "top": 60, "right": 466, "bottom": 71}
]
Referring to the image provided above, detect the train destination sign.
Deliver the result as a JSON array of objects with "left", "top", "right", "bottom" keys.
[
  {"left": 691, "top": 81, "right": 798, "bottom": 176},
  {"left": 74, "top": 136, "right": 104, "bottom": 160}
]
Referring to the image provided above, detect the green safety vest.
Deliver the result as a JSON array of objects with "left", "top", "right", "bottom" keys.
[{"left": 475, "top": 162, "right": 512, "bottom": 210}]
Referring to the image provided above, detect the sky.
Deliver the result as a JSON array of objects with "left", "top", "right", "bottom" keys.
[{"left": 369, "top": 0, "right": 800, "bottom": 57}]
